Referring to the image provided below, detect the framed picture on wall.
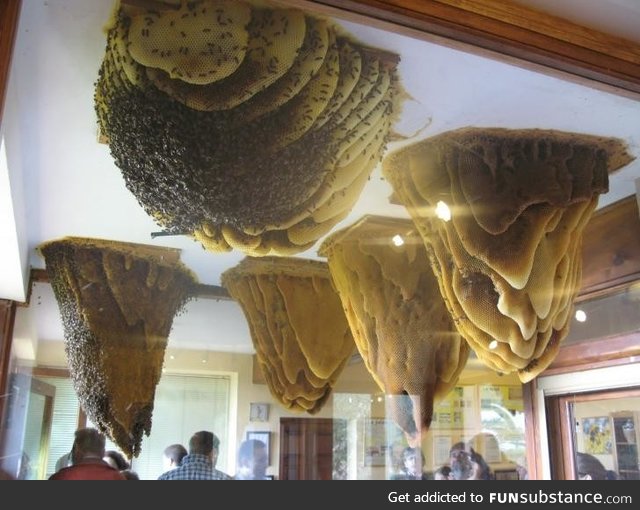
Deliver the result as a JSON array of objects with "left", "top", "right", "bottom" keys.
[
  {"left": 582, "top": 416, "right": 613, "bottom": 454},
  {"left": 246, "top": 430, "right": 271, "bottom": 465},
  {"left": 362, "top": 418, "right": 406, "bottom": 467},
  {"left": 249, "top": 402, "right": 269, "bottom": 422}
]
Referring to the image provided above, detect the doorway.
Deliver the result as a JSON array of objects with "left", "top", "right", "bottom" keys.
[{"left": 546, "top": 386, "right": 640, "bottom": 479}]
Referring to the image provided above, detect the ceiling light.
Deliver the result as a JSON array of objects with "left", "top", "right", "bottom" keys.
[
  {"left": 488, "top": 340, "right": 498, "bottom": 350},
  {"left": 575, "top": 309, "right": 587, "bottom": 322},
  {"left": 169, "top": 355, "right": 175, "bottom": 360},
  {"left": 392, "top": 234, "right": 404, "bottom": 246},
  {"left": 435, "top": 200, "right": 451, "bottom": 221}
]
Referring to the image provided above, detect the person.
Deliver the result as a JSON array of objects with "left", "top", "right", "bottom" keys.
[
  {"left": 576, "top": 452, "right": 618, "bottom": 480},
  {"left": 161, "top": 443, "right": 188, "bottom": 473},
  {"left": 469, "top": 432, "right": 528, "bottom": 480},
  {"left": 104, "top": 449, "right": 141, "bottom": 479},
  {"left": 54, "top": 451, "right": 73, "bottom": 473},
  {"left": 157, "top": 430, "right": 231, "bottom": 480},
  {"left": 433, "top": 465, "right": 452, "bottom": 480},
  {"left": 448, "top": 441, "right": 493, "bottom": 480},
  {"left": 49, "top": 428, "right": 126, "bottom": 480},
  {"left": 235, "top": 439, "right": 269, "bottom": 480},
  {"left": 121, "top": 469, "right": 140, "bottom": 480},
  {"left": 390, "top": 447, "right": 428, "bottom": 480},
  {"left": 103, "top": 450, "right": 129, "bottom": 471}
]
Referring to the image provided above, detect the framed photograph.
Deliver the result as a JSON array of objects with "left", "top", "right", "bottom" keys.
[
  {"left": 433, "top": 436, "right": 453, "bottom": 466},
  {"left": 362, "top": 418, "right": 405, "bottom": 467},
  {"left": 249, "top": 402, "right": 269, "bottom": 422},
  {"left": 246, "top": 431, "right": 271, "bottom": 465},
  {"left": 582, "top": 416, "right": 613, "bottom": 454}
]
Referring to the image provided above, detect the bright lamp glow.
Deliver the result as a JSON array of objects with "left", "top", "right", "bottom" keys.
[
  {"left": 392, "top": 234, "right": 404, "bottom": 246},
  {"left": 575, "top": 309, "right": 587, "bottom": 322},
  {"left": 435, "top": 200, "right": 451, "bottom": 221}
]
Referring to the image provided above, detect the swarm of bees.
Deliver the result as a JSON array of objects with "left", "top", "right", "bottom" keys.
[
  {"left": 39, "top": 237, "right": 197, "bottom": 457},
  {"left": 96, "top": 0, "right": 403, "bottom": 255}
]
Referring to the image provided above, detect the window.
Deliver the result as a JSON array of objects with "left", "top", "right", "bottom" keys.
[{"left": 39, "top": 373, "right": 231, "bottom": 480}]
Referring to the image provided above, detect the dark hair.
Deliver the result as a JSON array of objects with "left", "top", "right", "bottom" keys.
[
  {"left": 121, "top": 469, "right": 140, "bottom": 480},
  {"left": 164, "top": 444, "right": 188, "bottom": 465},
  {"left": 189, "top": 431, "right": 219, "bottom": 456},
  {"left": 434, "top": 465, "right": 451, "bottom": 479},
  {"left": 449, "top": 442, "right": 493, "bottom": 480},
  {"left": 401, "top": 447, "right": 425, "bottom": 466},
  {"left": 238, "top": 439, "right": 267, "bottom": 467},
  {"left": 104, "top": 450, "right": 129, "bottom": 470},
  {"left": 72, "top": 428, "right": 106, "bottom": 463},
  {"left": 576, "top": 452, "right": 608, "bottom": 480}
]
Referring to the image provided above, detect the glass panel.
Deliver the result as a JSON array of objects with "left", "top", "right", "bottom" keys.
[
  {"left": 571, "top": 396, "right": 640, "bottom": 480},
  {"left": 325, "top": 359, "right": 527, "bottom": 480},
  {"left": 565, "top": 283, "right": 640, "bottom": 345}
]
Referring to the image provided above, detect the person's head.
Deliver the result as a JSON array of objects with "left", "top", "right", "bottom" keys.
[
  {"left": 400, "top": 447, "right": 425, "bottom": 477},
  {"left": 434, "top": 465, "right": 452, "bottom": 480},
  {"left": 189, "top": 431, "right": 220, "bottom": 466},
  {"left": 468, "top": 433, "right": 501, "bottom": 461},
  {"left": 449, "top": 442, "right": 492, "bottom": 480},
  {"left": 162, "top": 443, "right": 187, "bottom": 471},
  {"left": 163, "top": 443, "right": 188, "bottom": 471},
  {"left": 71, "top": 428, "right": 106, "bottom": 464},
  {"left": 103, "top": 450, "right": 129, "bottom": 470},
  {"left": 236, "top": 439, "right": 268, "bottom": 480},
  {"left": 576, "top": 452, "right": 608, "bottom": 480},
  {"left": 121, "top": 469, "right": 140, "bottom": 480}
]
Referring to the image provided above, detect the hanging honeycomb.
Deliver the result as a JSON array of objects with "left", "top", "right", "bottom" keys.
[
  {"left": 39, "top": 237, "right": 197, "bottom": 457},
  {"left": 382, "top": 128, "right": 633, "bottom": 382},
  {"left": 221, "top": 257, "right": 355, "bottom": 414},
  {"left": 319, "top": 215, "right": 469, "bottom": 445},
  {"left": 96, "top": 0, "right": 404, "bottom": 255}
]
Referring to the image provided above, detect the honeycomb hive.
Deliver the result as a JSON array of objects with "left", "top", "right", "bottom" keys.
[
  {"left": 96, "top": 0, "right": 404, "bottom": 255},
  {"left": 319, "top": 215, "right": 469, "bottom": 444},
  {"left": 382, "top": 128, "right": 633, "bottom": 382},
  {"left": 39, "top": 237, "right": 197, "bottom": 457},
  {"left": 221, "top": 256, "right": 355, "bottom": 414}
]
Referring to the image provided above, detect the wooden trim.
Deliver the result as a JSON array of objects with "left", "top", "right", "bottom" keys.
[
  {"left": 545, "top": 332, "right": 640, "bottom": 376},
  {"left": 32, "top": 367, "right": 70, "bottom": 379},
  {"left": 307, "top": 0, "right": 640, "bottom": 97},
  {"left": 0, "top": 0, "right": 21, "bottom": 123},
  {"left": 0, "top": 300, "right": 16, "bottom": 427},
  {"left": 578, "top": 196, "right": 640, "bottom": 299},
  {"left": 522, "top": 380, "right": 541, "bottom": 480},
  {"left": 544, "top": 394, "right": 566, "bottom": 479},
  {"left": 28, "top": 267, "right": 232, "bottom": 301}
]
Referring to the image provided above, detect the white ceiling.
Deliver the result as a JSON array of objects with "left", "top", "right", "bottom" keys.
[{"left": 3, "top": 0, "right": 640, "bottom": 355}]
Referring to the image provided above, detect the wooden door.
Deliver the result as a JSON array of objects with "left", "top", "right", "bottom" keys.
[{"left": 279, "top": 417, "right": 336, "bottom": 480}]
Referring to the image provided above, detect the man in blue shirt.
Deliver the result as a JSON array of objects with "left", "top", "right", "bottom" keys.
[{"left": 158, "top": 431, "right": 231, "bottom": 480}]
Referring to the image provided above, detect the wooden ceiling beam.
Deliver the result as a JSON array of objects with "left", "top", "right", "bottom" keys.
[
  {"left": 308, "top": 0, "right": 640, "bottom": 97},
  {"left": 28, "top": 268, "right": 232, "bottom": 302}
]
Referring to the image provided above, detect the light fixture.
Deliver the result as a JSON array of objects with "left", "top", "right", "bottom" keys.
[
  {"left": 575, "top": 309, "right": 587, "bottom": 322},
  {"left": 435, "top": 200, "right": 451, "bottom": 221},
  {"left": 169, "top": 355, "right": 175, "bottom": 360},
  {"left": 488, "top": 340, "right": 498, "bottom": 350},
  {"left": 392, "top": 234, "right": 404, "bottom": 246}
]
